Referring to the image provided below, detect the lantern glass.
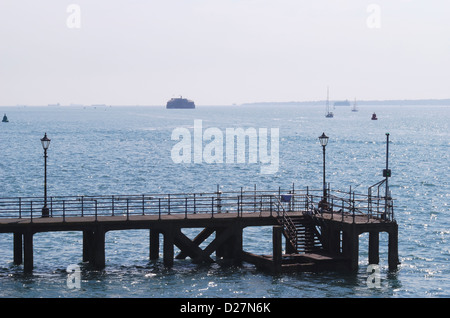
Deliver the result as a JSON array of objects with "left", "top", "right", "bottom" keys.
[
  {"left": 318, "top": 132, "right": 329, "bottom": 147},
  {"left": 41, "top": 133, "right": 51, "bottom": 150}
]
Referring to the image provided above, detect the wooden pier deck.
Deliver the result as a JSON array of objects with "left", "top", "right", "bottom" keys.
[{"left": 0, "top": 188, "right": 399, "bottom": 273}]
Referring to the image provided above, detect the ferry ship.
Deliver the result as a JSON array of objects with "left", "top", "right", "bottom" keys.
[{"left": 166, "top": 96, "right": 195, "bottom": 109}]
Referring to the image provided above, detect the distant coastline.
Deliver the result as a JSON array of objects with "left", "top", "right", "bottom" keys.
[
  {"left": 240, "top": 99, "right": 450, "bottom": 107},
  {"left": 3, "top": 98, "right": 450, "bottom": 108}
]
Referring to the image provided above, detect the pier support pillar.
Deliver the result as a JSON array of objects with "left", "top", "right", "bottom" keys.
[
  {"left": 272, "top": 226, "right": 283, "bottom": 273},
  {"left": 388, "top": 224, "right": 399, "bottom": 271},
  {"left": 150, "top": 230, "right": 160, "bottom": 260},
  {"left": 342, "top": 226, "right": 359, "bottom": 272},
  {"left": 13, "top": 233, "right": 23, "bottom": 265},
  {"left": 218, "top": 226, "right": 243, "bottom": 265},
  {"left": 163, "top": 228, "right": 174, "bottom": 268},
  {"left": 23, "top": 231, "right": 33, "bottom": 273},
  {"left": 232, "top": 226, "right": 243, "bottom": 265},
  {"left": 215, "top": 228, "right": 225, "bottom": 259},
  {"left": 326, "top": 227, "right": 341, "bottom": 255},
  {"left": 368, "top": 231, "right": 380, "bottom": 265},
  {"left": 83, "top": 230, "right": 95, "bottom": 263},
  {"left": 92, "top": 227, "right": 106, "bottom": 270}
]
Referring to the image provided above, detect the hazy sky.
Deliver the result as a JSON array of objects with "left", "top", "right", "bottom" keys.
[{"left": 1, "top": 0, "right": 449, "bottom": 105}]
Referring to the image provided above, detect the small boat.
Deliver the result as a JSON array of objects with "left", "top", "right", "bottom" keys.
[
  {"left": 2, "top": 114, "right": 8, "bottom": 122},
  {"left": 325, "top": 87, "right": 334, "bottom": 118},
  {"left": 371, "top": 113, "right": 378, "bottom": 120},
  {"left": 351, "top": 98, "right": 358, "bottom": 112}
]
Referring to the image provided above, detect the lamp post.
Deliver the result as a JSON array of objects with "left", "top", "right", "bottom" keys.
[
  {"left": 318, "top": 132, "right": 329, "bottom": 200},
  {"left": 41, "top": 133, "right": 51, "bottom": 217}
]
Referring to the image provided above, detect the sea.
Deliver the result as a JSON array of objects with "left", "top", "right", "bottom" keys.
[{"left": 0, "top": 104, "right": 448, "bottom": 299}]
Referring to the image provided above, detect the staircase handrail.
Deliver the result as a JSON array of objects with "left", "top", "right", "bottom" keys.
[{"left": 273, "top": 195, "right": 298, "bottom": 251}]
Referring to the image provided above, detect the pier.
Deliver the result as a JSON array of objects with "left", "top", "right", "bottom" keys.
[{"left": 0, "top": 186, "right": 399, "bottom": 273}]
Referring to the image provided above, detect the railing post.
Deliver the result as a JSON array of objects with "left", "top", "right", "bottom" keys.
[
  {"left": 391, "top": 201, "right": 394, "bottom": 222},
  {"left": 19, "top": 198, "right": 22, "bottom": 218},
  {"left": 331, "top": 196, "right": 334, "bottom": 219},
  {"left": 50, "top": 197, "right": 53, "bottom": 217},
  {"left": 63, "top": 200, "right": 66, "bottom": 222},
  {"left": 306, "top": 186, "right": 309, "bottom": 211},
  {"left": 217, "top": 186, "right": 222, "bottom": 214},
  {"left": 237, "top": 196, "right": 240, "bottom": 217},
  {"left": 211, "top": 196, "right": 214, "bottom": 218},
  {"left": 112, "top": 195, "right": 115, "bottom": 216},
  {"left": 185, "top": 197, "right": 188, "bottom": 219},
  {"left": 95, "top": 200, "right": 98, "bottom": 222},
  {"left": 328, "top": 182, "right": 331, "bottom": 203},
  {"left": 158, "top": 198, "right": 161, "bottom": 220},
  {"left": 270, "top": 195, "right": 273, "bottom": 217},
  {"left": 142, "top": 195, "right": 145, "bottom": 216},
  {"left": 254, "top": 184, "right": 256, "bottom": 213},
  {"left": 81, "top": 196, "right": 84, "bottom": 217},
  {"left": 127, "top": 198, "right": 129, "bottom": 221},
  {"left": 240, "top": 187, "right": 244, "bottom": 216},
  {"left": 258, "top": 195, "right": 262, "bottom": 217},
  {"left": 377, "top": 194, "right": 381, "bottom": 218},
  {"left": 168, "top": 194, "right": 171, "bottom": 215},
  {"left": 292, "top": 183, "right": 295, "bottom": 210},
  {"left": 352, "top": 192, "right": 355, "bottom": 223},
  {"left": 30, "top": 201, "right": 33, "bottom": 223},
  {"left": 193, "top": 194, "right": 196, "bottom": 214}
]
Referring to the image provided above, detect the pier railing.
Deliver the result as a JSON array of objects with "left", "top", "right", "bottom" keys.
[{"left": 0, "top": 187, "right": 394, "bottom": 223}]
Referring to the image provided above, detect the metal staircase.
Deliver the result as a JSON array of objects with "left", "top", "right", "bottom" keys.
[
  {"left": 274, "top": 196, "right": 323, "bottom": 254},
  {"left": 291, "top": 215, "right": 323, "bottom": 253}
]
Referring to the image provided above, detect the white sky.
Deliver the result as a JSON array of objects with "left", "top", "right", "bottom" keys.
[{"left": 0, "top": 0, "right": 449, "bottom": 105}]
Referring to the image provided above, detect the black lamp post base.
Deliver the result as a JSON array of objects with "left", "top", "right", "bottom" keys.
[{"left": 42, "top": 207, "right": 49, "bottom": 218}]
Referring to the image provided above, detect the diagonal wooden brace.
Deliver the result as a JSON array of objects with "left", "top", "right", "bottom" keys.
[
  {"left": 174, "top": 228, "right": 214, "bottom": 264},
  {"left": 175, "top": 227, "right": 215, "bottom": 260},
  {"left": 202, "top": 226, "right": 236, "bottom": 259}
]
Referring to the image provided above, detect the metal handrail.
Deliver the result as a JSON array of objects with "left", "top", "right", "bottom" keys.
[
  {"left": 0, "top": 187, "right": 395, "bottom": 223},
  {"left": 273, "top": 195, "right": 298, "bottom": 251}
]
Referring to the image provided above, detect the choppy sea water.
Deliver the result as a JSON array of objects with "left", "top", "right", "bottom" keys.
[{"left": 0, "top": 104, "right": 448, "bottom": 298}]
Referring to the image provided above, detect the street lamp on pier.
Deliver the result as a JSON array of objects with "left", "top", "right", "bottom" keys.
[
  {"left": 318, "top": 132, "right": 329, "bottom": 200},
  {"left": 41, "top": 133, "right": 51, "bottom": 217}
]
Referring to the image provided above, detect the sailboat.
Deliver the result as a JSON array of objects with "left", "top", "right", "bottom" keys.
[
  {"left": 325, "top": 87, "right": 334, "bottom": 118},
  {"left": 2, "top": 114, "right": 8, "bottom": 123},
  {"left": 351, "top": 98, "right": 358, "bottom": 112}
]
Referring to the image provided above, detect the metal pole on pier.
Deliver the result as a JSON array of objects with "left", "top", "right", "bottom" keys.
[
  {"left": 383, "top": 133, "right": 391, "bottom": 220},
  {"left": 318, "top": 133, "right": 329, "bottom": 201},
  {"left": 40, "top": 133, "right": 51, "bottom": 217}
]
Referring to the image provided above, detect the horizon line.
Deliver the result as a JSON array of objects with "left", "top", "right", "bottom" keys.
[{"left": 2, "top": 98, "right": 450, "bottom": 108}]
